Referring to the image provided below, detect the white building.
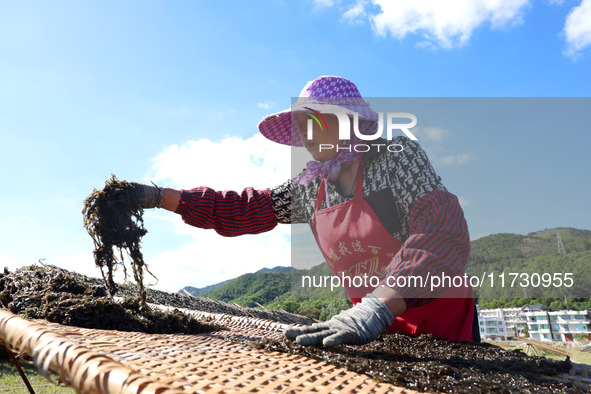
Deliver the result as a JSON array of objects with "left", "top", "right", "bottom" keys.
[
  {"left": 524, "top": 310, "right": 591, "bottom": 342},
  {"left": 477, "top": 305, "right": 542, "bottom": 341},
  {"left": 478, "top": 305, "right": 591, "bottom": 342},
  {"left": 477, "top": 307, "right": 509, "bottom": 340}
]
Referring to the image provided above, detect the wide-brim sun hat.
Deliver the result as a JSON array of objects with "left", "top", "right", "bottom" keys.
[{"left": 258, "top": 76, "right": 378, "bottom": 147}]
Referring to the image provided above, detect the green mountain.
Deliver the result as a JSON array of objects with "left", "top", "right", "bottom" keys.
[
  {"left": 201, "top": 271, "right": 291, "bottom": 306},
  {"left": 181, "top": 266, "right": 292, "bottom": 296},
  {"left": 196, "top": 227, "right": 591, "bottom": 320},
  {"left": 181, "top": 280, "right": 232, "bottom": 297},
  {"left": 256, "top": 266, "right": 294, "bottom": 274},
  {"left": 469, "top": 227, "right": 591, "bottom": 267},
  {"left": 202, "top": 263, "right": 351, "bottom": 321},
  {"left": 467, "top": 227, "right": 591, "bottom": 310}
]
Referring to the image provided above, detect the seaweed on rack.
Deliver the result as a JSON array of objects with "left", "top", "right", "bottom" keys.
[
  {"left": 0, "top": 265, "right": 220, "bottom": 334},
  {"left": 243, "top": 334, "right": 582, "bottom": 393},
  {"left": 82, "top": 175, "right": 151, "bottom": 306}
]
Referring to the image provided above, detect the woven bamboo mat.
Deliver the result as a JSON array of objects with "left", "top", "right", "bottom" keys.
[{"left": 0, "top": 308, "right": 414, "bottom": 393}]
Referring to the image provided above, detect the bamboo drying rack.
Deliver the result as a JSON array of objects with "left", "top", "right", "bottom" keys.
[{"left": 0, "top": 308, "right": 413, "bottom": 393}]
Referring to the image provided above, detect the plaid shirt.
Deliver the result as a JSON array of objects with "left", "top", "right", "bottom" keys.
[{"left": 175, "top": 137, "right": 470, "bottom": 309}]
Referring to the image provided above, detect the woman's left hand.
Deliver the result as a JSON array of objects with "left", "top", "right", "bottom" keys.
[{"left": 284, "top": 295, "right": 394, "bottom": 346}]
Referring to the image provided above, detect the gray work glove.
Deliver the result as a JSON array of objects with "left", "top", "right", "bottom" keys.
[
  {"left": 129, "top": 182, "right": 164, "bottom": 209},
  {"left": 284, "top": 294, "right": 394, "bottom": 346}
]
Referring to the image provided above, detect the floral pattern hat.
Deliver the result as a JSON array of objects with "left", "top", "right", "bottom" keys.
[{"left": 257, "top": 76, "right": 378, "bottom": 147}]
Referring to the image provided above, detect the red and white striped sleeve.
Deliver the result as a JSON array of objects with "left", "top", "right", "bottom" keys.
[
  {"left": 382, "top": 189, "right": 471, "bottom": 309},
  {"left": 174, "top": 186, "right": 278, "bottom": 237}
]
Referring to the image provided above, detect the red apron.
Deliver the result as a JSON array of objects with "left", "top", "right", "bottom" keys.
[{"left": 312, "top": 160, "right": 475, "bottom": 342}]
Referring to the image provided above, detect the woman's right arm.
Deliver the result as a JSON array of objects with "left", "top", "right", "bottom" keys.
[
  {"left": 128, "top": 178, "right": 309, "bottom": 236},
  {"left": 161, "top": 188, "right": 181, "bottom": 211},
  {"left": 171, "top": 186, "right": 278, "bottom": 237}
]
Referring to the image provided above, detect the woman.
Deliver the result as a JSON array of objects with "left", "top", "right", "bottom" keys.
[{"left": 127, "top": 76, "right": 478, "bottom": 346}]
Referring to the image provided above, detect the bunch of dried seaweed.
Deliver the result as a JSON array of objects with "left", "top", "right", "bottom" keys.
[
  {"left": 82, "top": 175, "right": 152, "bottom": 305},
  {"left": 0, "top": 265, "right": 220, "bottom": 334}
]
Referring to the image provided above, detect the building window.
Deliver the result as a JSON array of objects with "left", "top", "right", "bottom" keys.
[
  {"left": 543, "top": 334, "right": 549, "bottom": 339},
  {"left": 552, "top": 325, "right": 560, "bottom": 331},
  {"left": 530, "top": 325, "right": 539, "bottom": 331},
  {"left": 574, "top": 315, "right": 584, "bottom": 320},
  {"left": 551, "top": 316, "right": 558, "bottom": 321},
  {"left": 540, "top": 324, "right": 549, "bottom": 329},
  {"left": 536, "top": 316, "right": 547, "bottom": 322},
  {"left": 576, "top": 324, "right": 586, "bottom": 330},
  {"left": 481, "top": 328, "right": 484, "bottom": 332}
]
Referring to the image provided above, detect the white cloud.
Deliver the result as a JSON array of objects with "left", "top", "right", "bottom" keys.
[
  {"left": 0, "top": 254, "right": 20, "bottom": 272},
  {"left": 257, "top": 102, "right": 272, "bottom": 110},
  {"left": 291, "top": 223, "right": 312, "bottom": 236},
  {"left": 147, "top": 226, "right": 292, "bottom": 290},
  {"left": 143, "top": 134, "right": 297, "bottom": 291},
  {"left": 564, "top": 0, "right": 591, "bottom": 58},
  {"left": 314, "top": 0, "right": 336, "bottom": 9},
  {"left": 0, "top": 215, "right": 40, "bottom": 235},
  {"left": 440, "top": 152, "right": 473, "bottom": 165},
  {"left": 343, "top": 0, "right": 369, "bottom": 23},
  {"left": 292, "top": 245, "right": 325, "bottom": 270},
  {"left": 412, "top": 126, "right": 450, "bottom": 142},
  {"left": 457, "top": 196, "right": 469, "bottom": 208},
  {"left": 343, "top": 0, "right": 530, "bottom": 48},
  {"left": 52, "top": 253, "right": 104, "bottom": 281},
  {"left": 407, "top": 125, "right": 473, "bottom": 167},
  {"left": 291, "top": 224, "right": 324, "bottom": 270},
  {"left": 150, "top": 133, "right": 291, "bottom": 190}
]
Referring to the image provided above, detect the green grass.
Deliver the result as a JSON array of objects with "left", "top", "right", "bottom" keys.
[{"left": 0, "top": 358, "right": 74, "bottom": 393}]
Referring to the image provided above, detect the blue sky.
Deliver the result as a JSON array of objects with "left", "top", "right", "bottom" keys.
[{"left": 0, "top": 0, "right": 590, "bottom": 291}]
